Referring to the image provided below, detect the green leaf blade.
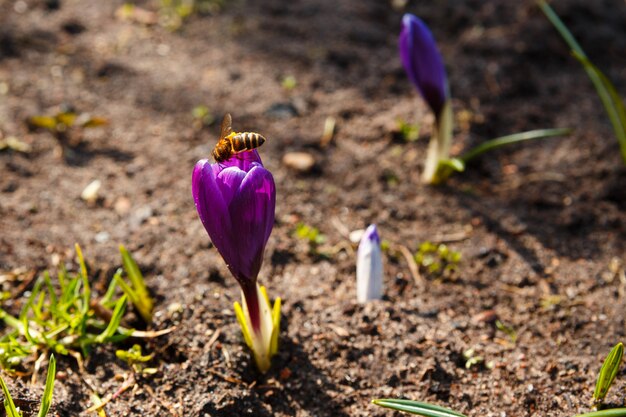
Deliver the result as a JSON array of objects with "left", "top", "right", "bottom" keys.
[
  {"left": 37, "top": 354, "right": 56, "bottom": 417},
  {"left": 539, "top": 0, "right": 626, "bottom": 164},
  {"left": 119, "top": 245, "right": 153, "bottom": 323},
  {"left": 0, "top": 374, "right": 22, "bottom": 417},
  {"left": 537, "top": 1, "right": 586, "bottom": 57},
  {"left": 95, "top": 296, "right": 127, "bottom": 344},
  {"left": 372, "top": 399, "right": 467, "bottom": 417},
  {"left": 459, "top": 128, "right": 572, "bottom": 164},
  {"left": 574, "top": 409, "right": 626, "bottom": 417},
  {"left": 571, "top": 52, "right": 626, "bottom": 163},
  {"left": 593, "top": 342, "right": 624, "bottom": 404}
]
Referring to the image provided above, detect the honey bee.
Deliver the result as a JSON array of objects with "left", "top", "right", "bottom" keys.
[{"left": 212, "top": 113, "right": 266, "bottom": 162}]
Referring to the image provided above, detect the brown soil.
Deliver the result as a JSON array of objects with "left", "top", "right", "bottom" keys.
[{"left": 1, "top": 0, "right": 626, "bottom": 416}]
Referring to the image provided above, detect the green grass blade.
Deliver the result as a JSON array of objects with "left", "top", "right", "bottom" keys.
[
  {"left": 113, "top": 274, "right": 141, "bottom": 315},
  {"left": 20, "top": 278, "right": 43, "bottom": 321},
  {"left": 571, "top": 52, "right": 626, "bottom": 163},
  {"left": 459, "top": 128, "right": 572, "bottom": 164},
  {"left": 22, "top": 315, "right": 38, "bottom": 345},
  {"left": 57, "top": 268, "right": 66, "bottom": 292},
  {"left": 593, "top": 342, "right": 624, "bottom": 404},
  {"left": 539, "top": 1, "right": 626, "bottom": 164},
  {"left": 75, "top": 244, "right": 91, "bottom": 315},
  {"left": 43, "top": 272, "right": 57, "bottom": 310},
  {"left": 0, "top": 308, "right": 25, "bottom": 332},
  {"left": 119, "top": 245, "right": 153, "bottom": 323},
  {"left": 372, "top": 399, "right": 467, "bottom": 417},
  {"left": 537, "top": 1, "right": 585, "bottom": 57},
  {"left": 0, "top": 373, "right": 22, "bottom": 417},
  {"left": 37, "top": 354, "right": 56, "bottom": 417},
  {"left": 100, "top": 270, "right": 122, "bottom": 307},
  {"left": 74, "top": 244, "right": 91, "bottom": 339},
  {"left": 95, "top": 296, "right": 127, "bottom": 343},
  {"left": 574, "top": 409, "right": 626, "bottom": 417}
]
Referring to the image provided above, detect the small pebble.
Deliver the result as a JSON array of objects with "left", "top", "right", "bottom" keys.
[
  {"left": 472, "top": 310, "right": 498, "bottom": 324},
  {"left": 282, "top": 152, "right": 315, "bottom": 173},
  {"left": 265, "top": 102, "right": 298, "bottom": 119},
  {"left": 129, "top": 205, "right": 153, "bottom": 228},
  {"left": 81, "top": 180, "right": 101, "bottom": 203},
  {"left": 94, "top": 231, "right": 110, "bottom": 243},
  {"left": 349, "top": 229, "right": 365, "bottom": 243},
  {"left": 114, "top": 196, "right": 131, "bottom": 215}
]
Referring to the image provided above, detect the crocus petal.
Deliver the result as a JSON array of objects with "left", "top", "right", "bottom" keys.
[
  {"left": 228, "top": 165, "right": 276, "bottom": 283},
  {"left": 356, "top": 224, "right": 384, "bottom": 303},
  {"left": 399, "top": 14, "right": 448, "bottom": 117},
  {"left": 192, "top": 159, "right": 233, "bottom": 259},
  {"left": 220, "top": 149, "right": 264, "bottom": 171},
  {"left": 216, "top": 166, "right": 247, "bottom": 210}
]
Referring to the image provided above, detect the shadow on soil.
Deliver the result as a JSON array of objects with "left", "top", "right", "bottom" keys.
[
  {"left": 269, "top": 337, "right": 351, "bottom": 417},
  {"left": 450, "top": 166, "right": 626, "bottom": 267},
  {"left": 200, "top": 337, "right": 349, "bottom": 417},
  {"left": 64, "top": 143, "right": 134, "bottom": 167}
]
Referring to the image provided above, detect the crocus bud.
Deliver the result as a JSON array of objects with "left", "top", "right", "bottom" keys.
[
  {"left": 399, "top": 14, "right": 455, "bottom": 184},
  {"left": 192, "top": 149, "right": 280, "bottom": 373},
  {"left": 399, "top": 13, "right": 449, "bottom": 118},
  {"left": 356, "top": 224, "right": 383, "bottom": 303}
]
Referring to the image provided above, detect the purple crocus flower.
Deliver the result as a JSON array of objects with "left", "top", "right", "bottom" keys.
[
  {"left": 399, "top": 14, "right": 449, "bottom": 118},
  {"left": 400, "top": 14, "right": 455, "bottom": 184},
  {"left": 192, "top": 150, "right": 275, "bottom": 332}
]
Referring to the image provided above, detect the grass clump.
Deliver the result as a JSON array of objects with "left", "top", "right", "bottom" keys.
[
  {"left": 0, "top": 244, "right": 154, "bottom": 372},
  {"left": 414, "top": 242, "right": 461, "bottom": 279}
]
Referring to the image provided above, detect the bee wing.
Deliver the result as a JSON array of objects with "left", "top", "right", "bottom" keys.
[{"left": 220, "top": 113, "right": 233, "bottom": 139}]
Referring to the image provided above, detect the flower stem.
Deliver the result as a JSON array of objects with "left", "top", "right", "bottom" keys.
[{"left": 241, "top": 281, "right": 261, "bottom": 333}]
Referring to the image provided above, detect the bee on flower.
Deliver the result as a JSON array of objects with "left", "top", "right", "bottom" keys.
[{"left": 192, "top": 115, "right": 280, "bottom": 373}]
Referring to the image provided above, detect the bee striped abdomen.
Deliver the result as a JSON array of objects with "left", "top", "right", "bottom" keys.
[{"left": 232, "top": 132, "right": 266, "bottom": 153}]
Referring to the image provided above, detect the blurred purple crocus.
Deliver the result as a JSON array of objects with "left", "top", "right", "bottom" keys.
[
  {"left": 192, "top": 149, "right": 280, "bottom": 372},
  {"left": 399, "top": 13, "right": 449, "bottom": 117},
  {"left": 399, "top": 14, "right": 455, "bottom": 184}
]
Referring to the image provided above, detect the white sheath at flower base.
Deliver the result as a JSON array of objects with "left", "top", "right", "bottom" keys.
[{"left": 356, "top": 224, "right": 384, "bottom": 303}]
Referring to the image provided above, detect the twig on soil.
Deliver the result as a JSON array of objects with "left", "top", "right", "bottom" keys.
[
  {"left": 125, "top": 327, "right": 177, "bottom": 338},
  {"left": 10, "top": 269, "right": 37, "bottom": 298},
  {"left": 144, "top": 384, "right": 181, "bottom": 417},
  {"left": 430, "top": 228, "right": 471, "bottom": 243},
  {"left": 81, "top": 375, "right": 108, "bottom": 416},
  {"left": 331, "top": 217, "right": 351, "bottom": 238},
  {"left": 498, "top": 283, "right": 533, "bottom": 296},
  {"left": 205, "top": 329, "right": 221, "bottom": 351},
  {"left": 90, "top": 300, "right": 114, "bottom": 323},
  {"left": 397, "top": 244, "right": 423, "bottom": 287},
  {"left": 221, "top": 345, "right": 232, "bottom": 368},
  {"left": 89, "top": 393, "right": 107, "bottom": 417},
  {"left": 70, "top": 350, "right": 85, "bottom": 374},
  {"left": 30, "top": 352, "right": 47, "bottom": 386},
  {"left": 207, "top": 368, "right": 245, "bottom": 385},
  {"left": 84, "top": 372, "right": 136, "bottom": 414}
]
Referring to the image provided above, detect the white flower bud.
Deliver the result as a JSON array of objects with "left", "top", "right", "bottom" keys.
[{"left": 357, "top": 224, "right": 384, "bottom": 303}]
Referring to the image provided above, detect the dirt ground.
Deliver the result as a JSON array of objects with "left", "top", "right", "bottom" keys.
[{"left": 1, "top": 0, "right": 626, "bottom": 416}]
